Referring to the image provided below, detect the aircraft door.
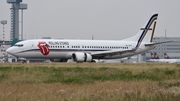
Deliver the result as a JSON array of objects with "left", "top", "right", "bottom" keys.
[
  {"left": 30, "top": 41, "right": 35, "bottom": 50},
  {"left": 21, "top": 41, "right": 34, "bottom": 52}
]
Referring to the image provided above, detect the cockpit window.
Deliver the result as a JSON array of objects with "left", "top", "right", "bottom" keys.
[{"left": 14, "top": 44, "right": 24, "bottom": 47}]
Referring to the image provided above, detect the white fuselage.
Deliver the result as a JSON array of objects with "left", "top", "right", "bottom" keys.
[
  {"left": 6, "top": 39, "right": 155, "bottom": 60},
  {"left": 6, "top": 13, "right": 159, "bottom": 62},
  {"left": 148, "top": 59, "right": 180, "bottom": 63}
]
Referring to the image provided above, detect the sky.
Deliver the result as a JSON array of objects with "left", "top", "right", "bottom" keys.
[{"left": 0, "top": 0, "right": 180, "bottom": 40}]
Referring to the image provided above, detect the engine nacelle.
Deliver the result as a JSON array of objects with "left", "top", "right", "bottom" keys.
[{"left": 72, "top": 52, "right": 92, "bottom": 62}]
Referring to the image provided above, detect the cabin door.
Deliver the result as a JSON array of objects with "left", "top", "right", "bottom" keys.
[{"left": 30, "top": 41, "right": 35, "bottom": 50}]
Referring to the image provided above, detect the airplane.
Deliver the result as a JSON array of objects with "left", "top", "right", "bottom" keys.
[
  {"left": 150, "top": 52, "right": 159, "bottom": 60},
  {"left": 164, "top": 53, "right": 170, "bottom": 59},
  {"left": 148, "top": 53, "right": 180, "bottom": 63},
  {"left": 6, "top": 13, "right": 171, "bottom": 63}
]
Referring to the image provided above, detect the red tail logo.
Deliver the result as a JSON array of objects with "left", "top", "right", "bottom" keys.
[{"left": 37, "top": 41, "right": 50, "bottom": 55}]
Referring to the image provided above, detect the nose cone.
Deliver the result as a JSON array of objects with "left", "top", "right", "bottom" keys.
[{"left": 6, "top": 47, "right": 16, "bottom": 56}]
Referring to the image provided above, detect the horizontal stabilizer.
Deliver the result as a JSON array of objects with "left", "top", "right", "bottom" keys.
[{"left": 145, "top": 41, "right": 173, "bottom": 46}]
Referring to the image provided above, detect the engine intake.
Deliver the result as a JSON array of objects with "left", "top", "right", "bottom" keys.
[{"left": 72, "top": 52, "right": 92, "bottom": 62}]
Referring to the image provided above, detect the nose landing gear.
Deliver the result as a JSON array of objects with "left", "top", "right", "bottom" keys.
[{"left": 16, "top": 57, "right": 27, "bottom": 63}]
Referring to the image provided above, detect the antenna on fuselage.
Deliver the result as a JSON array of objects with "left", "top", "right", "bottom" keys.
[{"left": 92, "top": 35, "right": 94, "bottom": 40}]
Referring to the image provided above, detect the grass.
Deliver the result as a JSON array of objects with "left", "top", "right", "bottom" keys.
[{"left": 0, "top": 63, "right": 180, "bottom": 101}]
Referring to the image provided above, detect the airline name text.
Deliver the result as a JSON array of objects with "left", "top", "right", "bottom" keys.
[{"left": 48, "top": 41, "right": 69, "bottom": 45}]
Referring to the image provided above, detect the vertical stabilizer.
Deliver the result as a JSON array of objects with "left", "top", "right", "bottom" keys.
[
  {"left": 154, "top": 52, "right": 159, "bottom": 59},
  {"left": 151, "top": 53, "right": 155, "bottom": 59},
  {"left": 164, "top": 53, "right": 170, "bottom": 59},
  {"left": 124, "top": 13, "right": 158, "bottom": 44}
]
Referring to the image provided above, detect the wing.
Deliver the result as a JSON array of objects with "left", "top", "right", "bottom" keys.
[
  {"left": 91, "top": 49, "right": 132, "bottom": 58},
  {"left": 91, "top": 40, "right": 172, "bottom": 58}
]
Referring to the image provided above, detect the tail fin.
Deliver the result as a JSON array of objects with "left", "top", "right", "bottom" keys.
[
  {"left": 124, "top": 13, "right": 158, "bottom": 44},
  {"left": 154, "top": 52, "right": 159, "bottom": 59},
  {"left": 164, "top": 53, "right": 170, "bottom": 59},
  {"left": 151, "top": 53, "right": 155, "bottom": 59}
]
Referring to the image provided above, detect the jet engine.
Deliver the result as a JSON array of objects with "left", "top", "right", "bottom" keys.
[{"left": 72, "top": 52, "right": 92, "bottom": 62}]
